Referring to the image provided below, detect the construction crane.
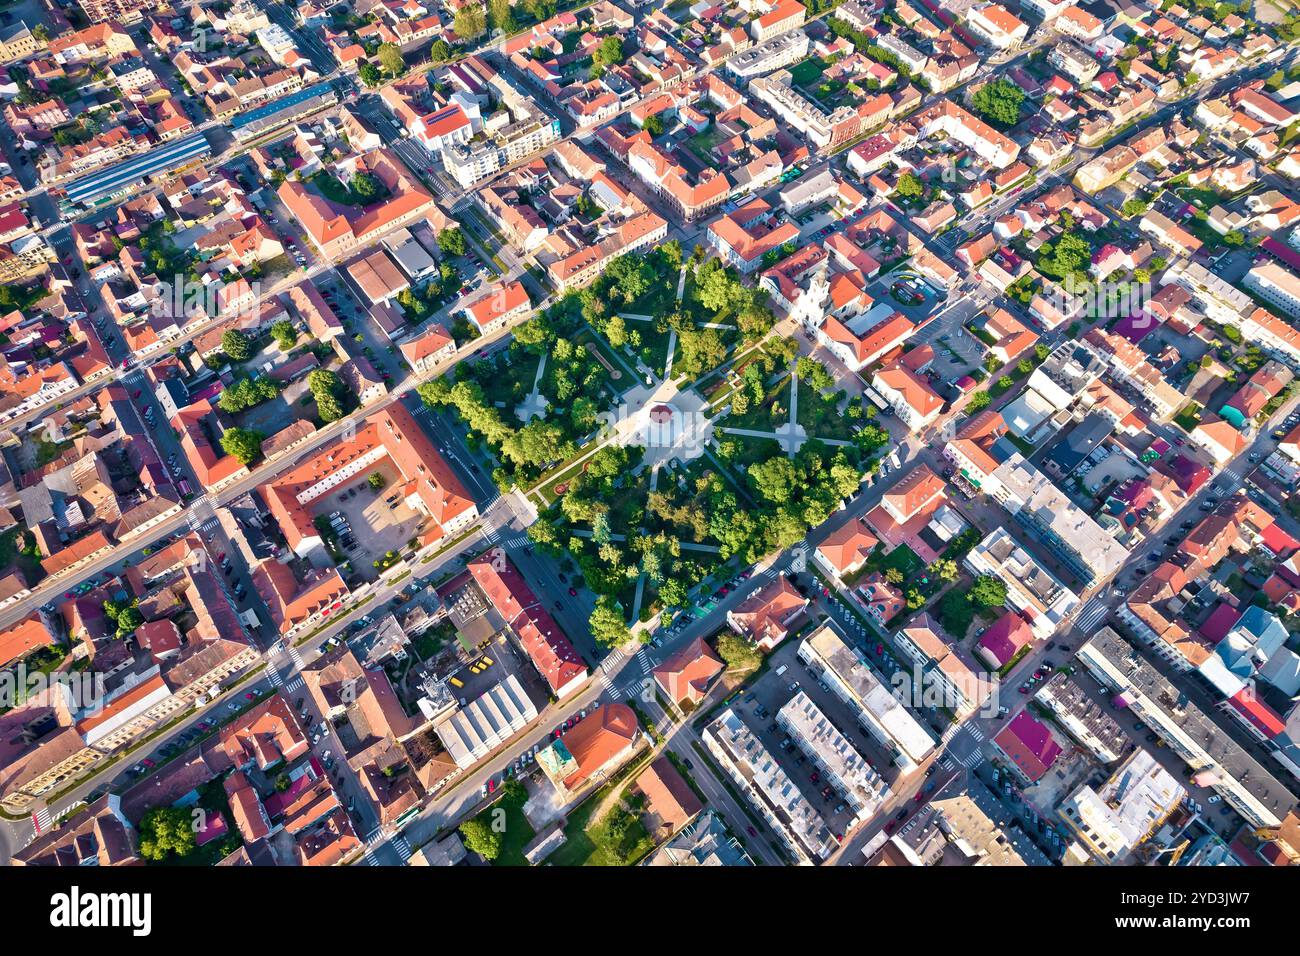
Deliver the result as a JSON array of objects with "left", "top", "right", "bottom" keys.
[{"left": 1167, "top": 839, "right": 1190, "bottom": 866}]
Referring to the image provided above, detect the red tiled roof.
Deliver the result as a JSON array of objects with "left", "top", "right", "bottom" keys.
[
  {"left": 468, "top": 548, "right": 587, "bottom": 695},
  {"left": 993, "top": 711, "right": 1062, "bottom": 783}
]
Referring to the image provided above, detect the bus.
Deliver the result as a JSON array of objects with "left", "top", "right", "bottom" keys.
[{"left": 862, "top": 386, "right": 890, "bottom": 412}]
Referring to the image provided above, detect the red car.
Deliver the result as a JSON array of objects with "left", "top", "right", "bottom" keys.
[
  {"left": 487, "top": 778, "right": 496, "bottom": 793},
  {"left": 568, "top": 587, "right": 578, "bottom": 597},
  {"left": 746, "top": 825, "right": 757, "bottom": 837}
]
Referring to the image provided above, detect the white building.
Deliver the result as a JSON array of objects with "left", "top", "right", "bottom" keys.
[
  {"left": 797, "top": 623, "right": 935, "bottom": 772},
  {"left": 965, "top": 527, "right": 1080, "bottom": 640},
  {"left": 777, "top": 691, "right": 889, "bottom": 826},
  {"left": 1057, "top": 748, "right": 1186, "bottom": 863},
  {"left": 703, "top": 707, "right": 836, "bottom": 863}
]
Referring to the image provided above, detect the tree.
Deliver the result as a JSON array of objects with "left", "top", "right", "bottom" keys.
[
  {"left": 350, "top": 172, "right": 382, "bottom": 202},
  {"left": 675, "top": 326, "right": 727, "bottom": 378},
  {"left": 589, "top": 595, "right": 631, "bottom": 648},
  {"left": 218, "top": 376, "right": 280, "bottom": 414},
  {"left": 971, "top": 78, "right": 1025, "bottom": 127},
  {"left": 270, "top": 319, "right": 298, "bottom": 351},
  {"left": 643, "top": 112, "right": 664, "bottom": 136},
  {"left": 220, "top": 427, "right": 264, "bottom": 466},
  {"left": 895, "top": 172, "right": 924, "bottom": 201},
  {"left": 221, "top": 328, "right": 251, "bottom": 362},
  {"left": 970, "top": 574, "right": 1008, "bottom": 608},
  {"left": 429, "top": 39, "right": 454, "bottom": 62},
  {"left": 967, "top": 391, "right": 991, "bottom": 412},
  {"left": 308, "top": 369, "right": 347, "bottom": 423},
  {"left": 453, "top": 4, "right": 486, "bottom": 40},
  {"left": 488, "top": 0, "right": 515, "bottom": 33},
  {"left": 513, "top": 315, "right": 554, "bottom": 354},
  {"left": 367, "top": 471, "right": 386, "bottom": 491},
  {"left": 1121, "top": 197, "right": 1149, "bottom": 218},
  {"left": 377, "top": 42, "right": 405, "bottom": 76},
  {"left": 459, "top": 816, "right": 503, "bottom": 861},
  {"left": 716, "top": 632, "right": 761, "bottom": 672},
  {"left": 932, "top": 558, "right": 958, "bottom": 583},
  {"left": 139, "top": 806, "right": 197, "bottom": 862},
  {"left": 437, "top": 227, "right": 466, "bottom": 257},
  {"left": 1037, "top": 232, "right": 1092, "bottom": 281},
  {"left": 604, "top": 314, "right": 628, "bottom": 348},
  {"left": 659, "top": 578, "right": 688, "bottom": 608},
  {"left": 502, "top": 419, "right": 572, "bottom": 468},
  {"left": 749, "top": 456, "right": 798, "bottom": 506},
  {"left": 593, "top": 36, "right": 624, "bottom": 70}
]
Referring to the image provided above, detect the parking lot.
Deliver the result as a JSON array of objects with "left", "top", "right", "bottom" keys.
[
  {"left": 733, "top": 660, "right": 868, "bottom": 841},
  {"left": 318, "top": 463, "right": 425, "bottom": 580},
  {"left": 905, "top": 292, "right": 990, "bottom": 384}
]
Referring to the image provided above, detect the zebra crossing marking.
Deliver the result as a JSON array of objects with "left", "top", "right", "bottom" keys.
[
  {"left": 958, "top": 747, "right": 984, "bottom": 769},
  {"left": 32, "top": 806, "right": 51, "bottom": 833},
  {"left": 1075, "top": 598, "right": 1110, "bottom": 635},
  {"left": 390, "top": 835, "right": 412, "bottom": 862}
]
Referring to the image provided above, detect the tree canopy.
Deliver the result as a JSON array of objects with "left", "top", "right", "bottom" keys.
[
  {"left": 971, "top": 78, "right": 1025, "bottom": 127},
  {"left": 220, "top": 427, "right": 265, "bottom": 466}
]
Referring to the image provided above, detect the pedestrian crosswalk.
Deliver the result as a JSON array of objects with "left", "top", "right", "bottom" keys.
[
  {"left": 635, "top": 648, "right": 652, "bottom": 674},
  {"left": 187, "top": 512, "right": 218, "bottom": 534},
  {"left": 502, "top": 533, "right": 530, "bottom": 549},
  {"left": 391, "top": 835, "right": 412, "bottom": 863},
  {"left": 1075, "top": 597, "right": 1110, "bottom": 636},
  {"left": 939, "top": 757, "right": 956, "bottom": 772},
  {"left": 363, "top": 828, "right": 386, "bottom": 865},
  {"left": 32, "top": 805, "right": 51, "bottom": 833},
  {"left": 957, "top": 747, "right": 985, "bottom": 769},
  {"left": 284, "top": 675, "right": 304, "bottom": 694},
  {"left": 966, "top": 725, "right": 986, "bottom": 743}
]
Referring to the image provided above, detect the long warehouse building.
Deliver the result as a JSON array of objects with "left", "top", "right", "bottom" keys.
[{"left": 61, "top": 132, "right": 212, "bottom": 210}]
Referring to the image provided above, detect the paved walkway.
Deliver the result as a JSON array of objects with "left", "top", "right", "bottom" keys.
[{"left": 516, "top": 352, "right": 549, "bottom": 421}]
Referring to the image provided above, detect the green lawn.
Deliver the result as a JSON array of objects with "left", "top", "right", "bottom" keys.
[
  {"left": 788, "top": 56, "right": 830, "bottom": 89},
  {"left": 686, "top": 125, "right": 727, "bottom": 163},
  {"left": 546, "top": 796, "right": 654, "bottom": 866},
  {"left": 796, "top": 380, "right": 855, "bottom": 441},
  {"left": 721, "top": 374, "right": 791, "bottom": 431}
]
